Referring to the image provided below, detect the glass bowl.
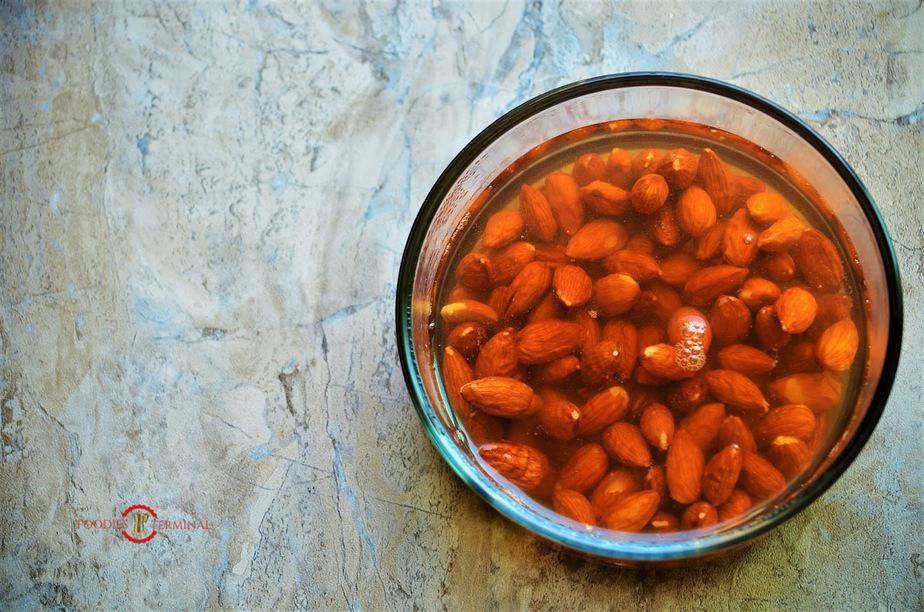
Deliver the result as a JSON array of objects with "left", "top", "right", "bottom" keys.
[{"left": 395, "top": 73, "right": 903, "bottom": 564}]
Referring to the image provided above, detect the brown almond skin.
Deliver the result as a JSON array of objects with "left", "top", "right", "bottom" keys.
[
  {"left": 660, "top": 253, "right": 701, "bottom": 287},
  {"left": 537, "top": 396, "right": 581, "bottom": 441},
  {"left": 577, "top": 386, "right": 630, "bottom": 436},
  {"left": 553, "top": 489, "right": 597, "bottom": 525},
  {"left": 717, "top": 344, "right": 777, "bottom": 376},
  {"left": 505, "top": 261, "right": 552, "bottom": 319},
  {"left": 718, "top": 488, "right": 753, "bottom": 522},
  {"left": 491, "top": 241, "right": 536, "bottom": 285},
  {"left": 482, "top": 209, "right": 524, "bottom": 249},
  {"left": 543, "top": 172, "right": 585, "bottom": 235},
  {"left": 769, "top": 373, "right": 843, "bottom": 412},
  {"left": 797, "top": 229, "right": 845, "bottom": 292},
  {"left": 656, "top": 149, "right": 699, "bottom": 190},
  {"left": 740, "top": 451, "right": 787, "bottom": 499},
  {"left": 719, "top": 416, "right": 758, "bottom": 453},
  {"left": 746, "top": 192, "right": 791, "bottom": 225},
  {"left": 666, "top": 377, "right": 709, "bottom": 413},
  {"left": 533, "top": 244, "right": 569, "bottom": 264},
  {"left": 443, "top": 347, "right": 473, "bottom": 415},
  {"left": 446, "top": 322, "right": 489, "bottom": 359},
  {"left": 684, "top": 265, "right": 749, "bottom": 306},
  {"left": 591, "top": 469, "right": 639, "bottom": 513},
  {"left": 607, "top": 147, "right": 634, "bottom": 188},
  {"left": 781, "top": 341, "right": 820, "bottom": 374},
  {"left": 710, "top": 295, "right": 753, "bottom": 346},
  {"left": 775, "top": 286, "right": 818, "bottom": 334},
  {"left": 600, "top": 320, "right": 637, "bottom": 382},
  {"left": 678, "top": 186, "right": 717, "bottom": 238},
  {"left": 461, "top": 377, "right": 539, "bottom": 418},
  {"left": 755, "top": 305, "right": 791, "bottom": 353},
  {"left": 558, "top": 443, "right": 609, "bottom": 492},
  {"left": 816, "top": 319, "right": 859, "bottom": 371},
  {"left": 579, "top": 180, "right": 631, "bottom": 216},
  {"left": 594, "top": 273, "right": 641, "bottom": 316},
  {"left": 533, "top": 355, "right": 581, "bottom": 385},
  {"left": 631, "top": 173, "right": 669, "bottom": 214},
  {"left": 602, "top": 422, "right": 653, "bottom": 467},
  {"left": 681, "top": 501, "right": 719, "bottom": 529},
  {"left": 729, "top": 175, "right": 765, "bottom": 208},
  {"left": 573, "top": 153, "right": 607, "bottom": 186},
  {"left": 553, "top": 264, "right": 593, "bottom": 307},
  {"left": 602, "top": 250, "right": 662, "bottom": 283},
  {"left": 440, "top": 300, "right": 499, "bottom": 326},
  {"left": 759, "top": 251, "right": 797, "bottom": 283},
  {"left": 519, "top": 184, "right": 558, "bottom": 242},
  {"left": 625, "top": 234, "right": 656, "bottom": 255},
  {"left": 702, "top": 444, "right": 743, "bottom": 505},
  {"left": 580, "top": 340, "right": 623, "bottom": 387},
  {"left": 565, "top": 219, "right": 628, "bottom": 260},
  {"left": 570, "top": 308, "right": 600, "bottom": 353},
  {"left": 601, "top": 490, "right": 661, "bottom": 532},
  {"left": 754, "top": 404, "right": 817, "bottom": 443},
  {"left": 487, "top": 286, "right": 512, "bottom": 318},
  {"left": 479, "top": 442, "right": 550, "bottom": 490},
  {"left": 640, "top": 402, "right": 675, "bottom": 451},
  {"left": 640, "top": 343, "right": 696, "bottom": 381},
  {"left": 767, "top": 436, "right": 812, "bottom": 478},
  {"left": 649, "top": 205, "right": 682, "bottom": 247},
  {"left": 526, "top": 293, "right": 564, "bottom": 324},
  {"left": 475, "top": 328, "right": 519, "bottom": 378},
  {"left": 650, "top": 511, "right": 680, "bottom": 533},
  {"left": 456, "top": 252, "right": 494, "bottom": 292},
  {"left": 704, "top": 370, "right": 770, "bottom": 413},
  {"left": 758, "top": 215, "right": 805, "bottom": 252},
  {"left": 631, "top": 148, "right": 664, "bottom": 180},
  {"left": 516, "top": 319, "right": 584, "bottom": 364},
  {"left": 694, "top": 221, "right": 727, "bottom": 261},
  {"left": 738, "top": 277, "right": 781, "bottom": 310},
  {"left": 697, "top": 148, "right": 731, "bottom": 213},
  {"left": 645, "top": 465, "right": 667, "bottom": 500},
  {"left": 667, "top": 306, "right": 713, "bottom": 353},
  {"left": 464, "top": 411, "right": 506, "bottom": 446},
  {"left": 680, "top": 402, "right": 726, "bottom": 450},
  {"left": 665, "top": 430, "right": 705, "bottom": 504}
]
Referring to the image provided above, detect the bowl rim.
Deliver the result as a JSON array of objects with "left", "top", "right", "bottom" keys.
[{"left": 395, "top": 72, "right": 904, "bottom": 561}]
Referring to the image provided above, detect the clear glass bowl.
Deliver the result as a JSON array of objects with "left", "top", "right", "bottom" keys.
[{"left": 395, "top": 73, "right": 903, "bottom": 564}]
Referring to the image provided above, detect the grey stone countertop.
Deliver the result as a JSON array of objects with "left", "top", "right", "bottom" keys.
[{"left": 1, "top": 1, "right": 921, "bottom": 609}]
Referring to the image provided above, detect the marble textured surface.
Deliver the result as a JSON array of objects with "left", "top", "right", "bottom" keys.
[{"left": 1, "top": 0, "right": 922, "bottom": 609}]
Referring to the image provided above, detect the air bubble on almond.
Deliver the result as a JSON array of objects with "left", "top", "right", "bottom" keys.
[
  {"left": 674, "top": 321, "right": 707, "bottom": 372},
  {"left": 588, "top": 309, "right": 598, "bottom": 319}
]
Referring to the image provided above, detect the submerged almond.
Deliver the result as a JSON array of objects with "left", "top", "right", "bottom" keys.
[
  {"left": 816, "top": 319, "right": 859, "bottom": 371},
  {"left": 479, "top": 442, "right": 550, "bottom": 490}
]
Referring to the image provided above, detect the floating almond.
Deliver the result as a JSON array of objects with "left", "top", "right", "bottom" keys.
[
  {"left": 519, "top": 184, "right": 558, "bottom": 242},
  {"left": 572, "top": 152, "right": 606, "bottom": 186},
  {"left": 603, "top": 249, "right": 662, "bottom": 283},
  {"left": 740, "top": 451, "right": 786, "bottom": 499},
  {"left": 602, "top": 422, "right": 652, "bottom": 467},
  {"left": 606, "top": 147, "right": 634, "bottom": 188},
  {"left": 601, "top": 490, "right": 661, "bottom": 532},
  {"left": 737, "top": 277, "right": 781, "bottom": 310},
  {"left": 456, "top": 252, "right": 494, "bottom": 291},
  {"left": 533, "top": 355, "right": 581, "bottom": 384},
  {"left": 754, "top": 404, "right": 816, "bottom": 444},
  {"left": 446, "top": 322, "right": 489, "bottom": 359},
  {"left": 591, "top": 469, "right": 639, "bottom": 513},
  {"left": 440, "top": 300, "right": 499, "bottom": 326},
  {"left": 558, "top": 443, "right": 609, "bottom": 492},
  {"left": 769, "top": 373, "right": 842, "bottom": 412},
  {"left": 640, "top": 402, "right": 675, "bottom": 451},
  {"left": 579, "top": 180, "right": 631, "bottom": 216},
  {"left": 656, "top": 148, "right": 699, "bottom": 190},
  {"left": 665, "top": 430, "right": 704, "bottom": 504},
  {"left": 680, "top": 402, "right": 726, "bottom": 450},
  {"left": 649, "top": 205, "right": 682, "bottom": 247},
  {"left": 443, "top": 347, "right": 473, "bottom": 414},
  {"left": 565, "top": 219, "right": 628, "bottom": 260},
  {"left": 681, "top": 501, "right": 719, "bottom": 529},
  {"left": 482, "top": 209, "right": 524, "bottom": 249},
  {"left": 660, "top": 253, "right": 701, "bottom": 287},
  {"left": 704, "top": 370, "right": 769, "bottom": 413},
  {"left": 537, "top": 396, "right": 581, "bottom": 441},
  {"left": 718, "top": 416, "right": 757, "bottom": 453},
  {"left": 630, "top": 149, "right": 664, "bottom": 180},
  {"left": 491, "top": 241, "right": 536, "bottom": 285},
  {"left": 553, "top": 264, "right": 593, "bottom": 307},
  {"left": 667, "top": 306, "right": 713, "bottom": 353},
  {"left": 710, "top": 295, "right": 753, "bottom": 346},
  {"left": 577, "top": 386, "right": 630, "bottom": 436},
  {"left": 694, "top": 221, "right": 726, "bottom": 261},
  {"left": 677, "top": 186, "right": 717, "bottom": 238},
  {"left": 461, "top": 377, "right": 539, "bottom": 418},
  {"left": 594, "top": 273, "right": 640, "bottom": 316},
  {"left": 702, "top": 444, "right": 743, "bottom": 506},
  {"left": 479, "top": 442, "right": 550, "bottom": 490},
  {"left": 797, "top": 229, "right": 845, "bottom": 292},
  {"left": 758, "top": 216, "right": 805, "bottom": 252},
  {"left": 475, "top": 328, "right": 519, "bottom": 378},
  {"left": 516, "top": 319, "right": 584, "bottom": 364},
  {"left": 505, "top": 261, "right": 552, "bottom": 319},
  {"left": 553, "top": 489, "right": 597, "bottom": 525},
  {"left": 631, "top": 173, "right": 669, "bottom": 214},
  {"left": 754, "top": 305, "right": 791, "bottom": 352},
  {"left": 816, "top": 319, "right": 859, "bottom": 371},
  {"left": 723, "top": 208, "right": 760, "bottom": 266},
  {"left": 717, "top": 488, "right": 753, "bottom": 522},
  {"left": 717, "top": 344, "right": 777, "bottom": 375},
  {"left": 684, "top": 265, "right": 749, "bottom": 306},
  {"left": 767, "top": 436, "right": 812, "bottom": 479},
  {"left": 759, "top": 252, "right": 797, "bottom": 282},
  {"left": 746, "top": 192, "right": 791, "bottom": 225},
  {"left": 775, "top": 286, "right": 818, "bottom": 334},
  {"left": 543, "top": 172, "right": 584, "bottom": 235}
]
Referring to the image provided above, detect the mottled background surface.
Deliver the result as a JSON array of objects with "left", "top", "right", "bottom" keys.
[{"left": 1, "top": 0, "right": 922, "bottom": 609}]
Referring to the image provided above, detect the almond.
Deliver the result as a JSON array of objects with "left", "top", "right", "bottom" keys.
[
  {"left": 660, "top": 253, "right": 701, "bottom": 287},
  {"left": 543, "top": 172, "right": 584, "bottom": 235},
  {"left": 814, "top": 293, "right": 853, "bottom": 329},
  {"left": 754, "top": 305, "right": 791, "bottom": 352},
  {"left": 636, "top": 323, "right": 665, "bottom": 352},
  {"left": 717, "top": 488, "right": 752, "bottom": 522},
  {"left": 464, "top": 410, "right": 505, "bottom": 445},
  {"left": 768, "top": 373, "right": 842, "bottom": 412},
  {"left": 625, "top": 234, "right": 656, "bottom": 255},
  {"left": 723, "top": 208, "right": 760, "bottom": 266},
  {"left": 630, "top": 149, "right": 664, "bottom": 180},
  {"left": 479, "top": 442, "right": 550, "bottom": 491},
  {"left": 718, "top": 416, "right": 757, "bottom": 453},
  {"left": 635, "top": 366, "right": 669, "bottom": 387},
  {"left": 570, "top": 308, "right": 600, "bottom": 352},
  {"left": 580, "top": 340, "right": 624, "bottom": 387},
  {"left": 593, "top": 273, "right": 640, "bottom": 316},
  {"left": 754, "top": 404, "right": 817, "bottom": 443},
  {"left": 443, "top": 347, "right": 473, "bottom": 415},
  {"left": 737, "top": 277, "right": 781, "bottom": 310},
  {"left": 717, "top": 344, "right": 777, "bottom": 375},
  {"left": 461, "top": 377, "right": 539, "bottom": 418},
  {"left": 440, "top": 300, "right": 499, "bottom": 326},
  {"left": 775, "top": 287, "right": 818, "bottom": 333},
  {"left": 631, "top": 173, "right": 669, "bottom": 214},
  {"left": 537, "top": 395, "right": 581, "bottom": 441},
  {"left": 697, "top": 148, "right": 731, "bottom": 213},
  {"left": 446, "top": 322, "right": 489, "bottom": 359},
  {"left": 505, "top": 261, "right": 552, "bottom": 318},
  {"left": 549, "top": 265, "right": 589, "bottom": 308},
  {"left": 519, "top": 184, "right": 558, "bottom": 242},
  {"left": 533, "top": 355, "right": 581, "bottom": 384},
  {"left": 781, "top": 340, "right": 820, "bottom": 374},
  {"left": 558, "top": 443, "right": 609, "bottom": 492},
  {"left": 767, "top": 436, "right": 812, "bottom": 479},
  {"left": 740, "top": 451, "right": 786, "bottom": 499},
  {"left": 565, "top": 219, "right": 628, "bottom": 260},
  {"left": 602, "top": 422, "right": 652, "bottom": 467},
  {"left": 746, "top": 192, "right": 791, "bottom": 225},
  {"left": 490, "top": 241, "right": 536, "bottom": 285},
  {"left": 475, "top": 328, "right": 519, "bottom": 378},
  {"left": 533, "top": 244, "right": 570, "bottom": 264},
  {"left": 601, "top": 490, "right": 661, "bottom": 532},
  {"left": 680, "top": 402, "right": 726, "bottom": 450},
  {"left": 572, "top": 152, "right": 606, "bottom": 186},
  {"left": 649, "top": 205, "right": 682, "bottom": 247},
  {"left": 702, "top": 444, "right": 743, "bottom": 505},
  {"left": 600, "top": 320, "right": 637, "bottom": 382},
  {"left": 640, "top": 282, "right": 684, "bottom": 321},
  {"left": 591, "top": 469, "right": 639, "bottom": 513},
  {"left": 487, "top": 286, "right": 512, "bottom": 317},
  {"left": 506, "top": 417, "right": 543, "bottom": 447},
  {"left": 729, "top": 175, "right": 765, "bottom": 209},
  {"left": 640, "top": 343, "right": 696, "bottom": 380},
  {"left": 649, "top": 511, "right": 680, "bottom": 533},
  {"left": 656, "top": 149, "right": 699, "bottom": 190},
  {"left": 704, "top": 370, "right": 769, "bottom": 413},
  {"left": 553, "top": 489, "right": 597, "bottom": 525},
  {"left": 816, "top": 319, "right": 859, "bottom": 371},
  {"left": 579, "top": 180, "right": 631, "bottom": 216},
  {"left": 602, "top": 250, "right": 662, "bottom": 282},
  {"left": 681, "top": 501, "right": 719, "bottom": 529},
  {"left": 758, "top": 216, "right": 805, "bottom": 252},
  {"left": 678, "top": 186, "right": 717, "bottom": 238},
  {"left": 797, "top": 229, "right": 844, "bottom": 292},
  {"left": 516, "top": 319, "right": 584, "bottom": 364},
  {"left": 759, "top": 252, "right": 797, "bottom": 282},
  {"left": 665, "top": 430, "right": 705, "bottom": 504},
  {"left": 710, "top": 295, "right": 753, "bottom": 346},
  {"left": 645, "top": 465, "right": 667, "bottom": 500},
  {"left": 628, "top": 387, "right": 661, "bottom": 418},
  {"left": 685, "top": 265, "right": 751, "bottom": 307},
  {"left": 447, "top": 285, "right": 477, "bottom": 303},
  {"left": 577, "top": 386, "right": 630, "bottom": 435},
  {"left": 666, "top": 377, "right": 709, "bottom": 413},
  {"left": 640, "top": 402, "right": 675, "bottom": 451},
  {"left": 482, "top": 209, "right": 524, "bottom": 249},
  {"left": 694, "top": 221, "right": 727, "bottom": 261},
  {"left": 667, "top": 306, "right": 713, "bottom": 353},
  {"left": 526, "top": 293, "right": 564, "bottom": 324},
  {"left": 606, "top": 147, "right": 634, "bottom": 188},
  {"left": 456, "top": 252, "right": 494, "bottom": 292}
]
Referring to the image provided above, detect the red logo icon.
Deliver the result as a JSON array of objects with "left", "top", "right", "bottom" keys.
[{"left": 121, "top": 504, "right": 158, "bottom": 544}]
